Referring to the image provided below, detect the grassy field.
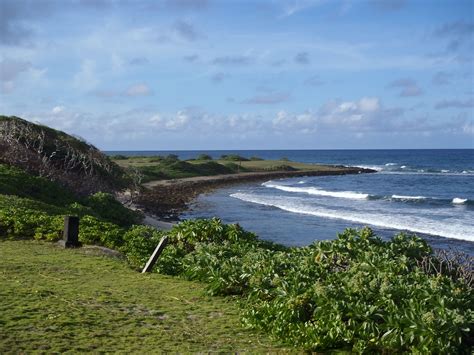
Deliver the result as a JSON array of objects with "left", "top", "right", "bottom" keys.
[
  {"left": 112, "top": 155, "right": 336, "bottom": 182},
  {"left": 0, "top": 240, "right": 289, "bottom": 353}
]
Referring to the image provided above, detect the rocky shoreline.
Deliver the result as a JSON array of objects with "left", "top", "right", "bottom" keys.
[{"left": 136, "top": 166, "right": 376, "bottom": 220}]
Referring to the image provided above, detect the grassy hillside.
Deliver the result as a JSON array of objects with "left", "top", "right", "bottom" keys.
[
  {"left": 0, "top": 116, "right": 126, "bottom": 195},
  {"left": 0, "top": 240, "right": 288, "bottom": 352}
]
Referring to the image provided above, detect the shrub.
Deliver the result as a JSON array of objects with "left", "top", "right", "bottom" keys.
[
  {"left": 196, "top": 154, "right": 213, "bottom": 160},
  {"left": 84, "top": 192, "right": 142, "bottom": 227},
  {"left": 149, "top": 221, "right": 473, "bottom": 353},
  {"left": 220, "top": 154, "right": 249, "bottom": 161},
  {"left": 119, "top": 225, "right": 163, "bottom": 269},
  {"left": 78, "top": 215, "right": 125, "bottom": 249}
]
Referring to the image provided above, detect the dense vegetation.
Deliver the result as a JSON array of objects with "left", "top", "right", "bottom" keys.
[
  {"left": 0, "top": 117, "right": 471, "bottom": 352},
  {"left": 111, "top": 154, "right": 321, "bottom": 183},
  {"left": 0, "top": 116, "right": 126, "bottom": 195},
  {"left": 1, "top": 162, "right": 472, "bottom": 353},
  {"left": 111, "top": 154, "right": 249, "bottom": 182}
]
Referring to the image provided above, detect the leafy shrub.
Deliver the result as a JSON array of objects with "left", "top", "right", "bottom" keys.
[
  {"left": 0, "top": 164, "right": 77, "bottom": 206},
  {"left": 84, "top": 192, "right": 142, "bottom": 227},
  {"left": 78, "top": 215, "right": 125, "bottom": 249},
  {"left": 149, "top": 221, "right": 472, "bottom": 353},
  {"left": 196, "top": 154, "right": 213, "bottom": 160},
  {"left": 121, "top": 225, "right": 164, "bottom": 269},
  {"left": 220, "top": 154, "right": 249, "bottom": 161},
  {"left": 249, "top": 156, "right": 263, "bottom": 161}
]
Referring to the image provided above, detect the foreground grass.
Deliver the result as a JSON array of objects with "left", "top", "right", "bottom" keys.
[{"left": 0, "top": 240, "right": 289, "bottom": 353}]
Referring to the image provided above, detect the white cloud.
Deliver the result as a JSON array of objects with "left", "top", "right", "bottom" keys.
[
  {"left": 51, "top": 106, "right": 64, "bottom": 114},
  {"left": 359, "top": 97, "right": 380, "bottom": 112},
  {"left": 463, "top": 121, "right": 474, "bottom": 135},
  {"left": 165, "top": 110, "right": 189, "bottom": 129}
]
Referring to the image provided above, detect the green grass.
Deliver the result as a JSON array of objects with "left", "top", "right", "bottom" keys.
[
  {"left": 0, "top": 164, "right": 77, "bottom": 206},
  {"left": 112, "top": 155, "right": 339, "bottom": 182},
  {"left": 0, "top": 240, "right": 289, "bottom": 352}
]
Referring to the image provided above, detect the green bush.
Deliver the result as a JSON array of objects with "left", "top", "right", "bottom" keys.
[
  {"left": 84, "top": 192, "right": 142, "bottom": 227},
  {"left": 0, "top": 164, "right": 77, "bottom": 206},
  {"left": 196, "top": 154, "right": 213, "bottom": 160},
  {"left": 149, "top": 221, "right": 472, "bottom": 353},
  {"left": 121, "top": 225, "right": 164, "bottom": 269},
  {"left": 220, "top": 154, "right": 249, "bottom": 161},
  {"left": 78, "top": 215, "right": 125, "bottom": 249}
]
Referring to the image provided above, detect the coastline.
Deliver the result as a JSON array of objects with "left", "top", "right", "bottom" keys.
[{"left": 136, "top": 166, "right": 375, "bottom": 219}]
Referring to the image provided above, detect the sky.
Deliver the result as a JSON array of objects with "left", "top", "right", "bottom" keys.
[{"left": 0, "top": 0, "right": 473, "bottom": 150}]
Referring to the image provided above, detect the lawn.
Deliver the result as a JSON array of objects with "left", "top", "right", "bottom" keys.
[{"left": 0, "top": 240, "right": 289, "bottom": 353}]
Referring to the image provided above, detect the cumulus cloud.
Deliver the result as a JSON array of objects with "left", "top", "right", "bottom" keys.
[
  {"left": 388, "top": 78, "right": 423, "bottom": 97},
  {"left": 319, "top": 97, "right": 381, "bottom": 126},
  {"left": 20, "top": 94, "right": 473, "bottom": 149},
  {"left": 51, "top": 106, "right": 65, "bottom": 114},
  {"left": 434, "top": 99, "right": 474, "bottom": 110}
]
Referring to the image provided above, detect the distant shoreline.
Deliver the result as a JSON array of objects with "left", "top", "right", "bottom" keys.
[{"left": 136, "top": 166, "right": 376, "bottom": 219}]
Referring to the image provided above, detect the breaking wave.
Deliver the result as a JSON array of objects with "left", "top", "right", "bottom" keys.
[{"left": 231, "top": 192, "right": 474, "bottom": 242}]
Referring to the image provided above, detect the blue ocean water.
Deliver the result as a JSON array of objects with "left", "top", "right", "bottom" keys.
[{"left": 110, "top": 150, "right": 474, "bottom": 254}]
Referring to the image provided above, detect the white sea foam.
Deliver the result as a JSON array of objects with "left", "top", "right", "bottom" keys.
[
  {"left": 391, "top": 195, "right": 426, "bottom": 201},
  {"left": 297, "top": 180, "right": 306, "bottom": 184},
  {"left": 231, "top": 193, "right": 474, "bottom": 242},
  {"left": 263, "top": 182, "right": 370, "bottom": 200},
  {"left": 452, "top": 198, "right": 467, "bottom": 204},
  {"left": 401, "top": 165, "right": 407, "bottom": 169},
  {"left": 355, "top": 165, "right": 383, "bottom": 171},
  {"left": 385, "top": 163, "right": 397, "bottom": 166},
  {"left": 441, "top": 170, "right": 449, "bottom": 173}
]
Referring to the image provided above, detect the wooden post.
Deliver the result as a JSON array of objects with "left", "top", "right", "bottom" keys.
[
  {"left": 59, "top": 216, "right": 82, "bottom": 248},
  {"left": 142, "top": 237, "right": 168, "bottom": 273}
]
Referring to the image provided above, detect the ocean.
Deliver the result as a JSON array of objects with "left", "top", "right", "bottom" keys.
[{"left": 110, "top": 149, "right": 474, "bottom": 255}]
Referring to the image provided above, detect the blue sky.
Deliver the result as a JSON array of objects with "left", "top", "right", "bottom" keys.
[{"left": 0, "top": 0, "right": 473, "bottom": 150}]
